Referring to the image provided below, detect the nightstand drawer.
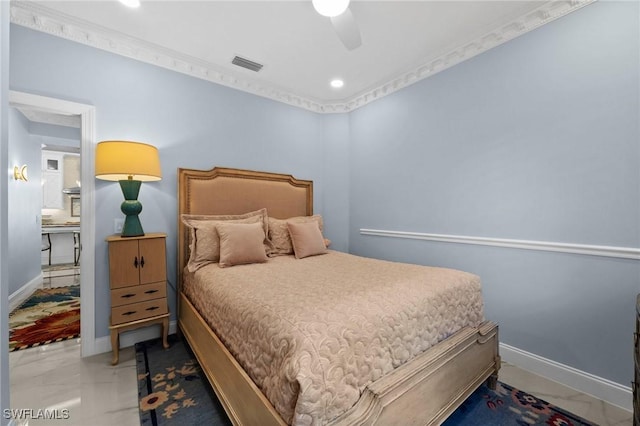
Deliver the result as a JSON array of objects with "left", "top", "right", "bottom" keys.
[
  {"left": 111, "top": 298, "right": 168, "bottom": 325},
  {"left": 111, "top": 282, "right": 166, "bottom": 308}
]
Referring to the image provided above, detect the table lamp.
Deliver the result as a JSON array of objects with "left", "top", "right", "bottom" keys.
[{"left": 95, "top": 141, "right": 162, "bottom": 237}]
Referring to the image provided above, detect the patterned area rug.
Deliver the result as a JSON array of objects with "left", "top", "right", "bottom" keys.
[
  {"left": 442, "top": 382, "right": 597, "bottom": 426},
  {"left": 136, "top": 335, "right": 231, "bottom": 426},
  {"left": 9, "top": 286, "right": 80, "bottom": 352},
  {"left": 137, "top": 336, "right": 597, "bottom": 426}
]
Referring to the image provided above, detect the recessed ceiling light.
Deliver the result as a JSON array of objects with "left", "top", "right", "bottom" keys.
[
  {"left": 119, "top": 0, "right": 140, "bottom": 8},
  {"left": 330, "top": 79, "right": 344, "bottom": 89},
  {"left": 312, "top": 0, "right": 350, "bottom": 18}
]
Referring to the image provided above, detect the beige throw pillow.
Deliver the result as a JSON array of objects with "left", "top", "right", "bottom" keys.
[
  {"left": 217, "top": 222, "right": 268, "bottom": 267},
  {"left": 287, "top": 221, "right": 328, "bottom": 259},
  {"left": 181, "top": 208, "right": 268, "bottom": 271},
  {"left": 268, "top": 215, "right": 323, "bottom": 256}
]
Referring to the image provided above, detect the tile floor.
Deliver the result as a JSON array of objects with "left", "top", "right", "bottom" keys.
[
  {"left": 10, "top": 339, "right": 138, "bottom": 426},
  {"left": 500, "top": 363, "right": 632, "bottom": 426},
  {"left": 8, "top": 266, "right": 634, "bottom": 425},
  {"left": 9, "top": 341, "right": 633, "bottom": 425},
  {"left": 41, "top": 264, "right": 80, "bottom": 289}
]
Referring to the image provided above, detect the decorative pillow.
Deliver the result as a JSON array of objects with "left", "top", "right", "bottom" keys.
[
  {"left": 287, "top": 221, "right": 328, "bottom": 259},
  {"left": 181, "top": 208, "right": 268, "bottom": 271},
  {"left": 217, "top": 222, "right": 268, "bottom": 268},
  {"left": 268, "top": 215, "right": 323, "bottom": 256}
]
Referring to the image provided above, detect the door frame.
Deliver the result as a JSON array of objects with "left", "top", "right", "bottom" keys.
[{"left": 9, "top": 90, "right": 97, "bottom": 357}]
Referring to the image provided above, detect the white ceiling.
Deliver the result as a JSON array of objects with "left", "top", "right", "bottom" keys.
[
  {"left": 15, "top": 106, "right": 81, "bottom": 128},
  {"left": 11, "top": 0, "right": 593, "bottom": 112}
]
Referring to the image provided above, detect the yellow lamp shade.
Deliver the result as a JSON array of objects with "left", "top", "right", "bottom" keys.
[{"left": 95, "top": 140, "right": 162, "bottom": 181}]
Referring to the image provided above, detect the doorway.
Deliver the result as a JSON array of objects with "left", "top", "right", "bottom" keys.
[
  {"left": 8, "top": 91, "right": 96, "bottom": 356},
  {"left": 8, "top": 106, "right": 82, "bottom": 351},
  {"left": 40, "top": 139, "right": 81, "bottom": 293}
]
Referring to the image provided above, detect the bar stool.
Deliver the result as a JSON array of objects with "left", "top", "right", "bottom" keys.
[
  {"left": 42, "top": 233, "right": 52, "bottom": 265},
  {"left": 73, "top": 231, "right": 81, "bottom": 266}
]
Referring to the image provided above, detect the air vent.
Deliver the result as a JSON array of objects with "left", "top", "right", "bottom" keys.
[{"left": 232, "top": 56, "right": 263, "bottom": 72}]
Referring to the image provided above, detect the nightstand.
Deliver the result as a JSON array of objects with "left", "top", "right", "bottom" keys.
[{"left": 107, "top": 233, "right": 169, "bottom": 365}]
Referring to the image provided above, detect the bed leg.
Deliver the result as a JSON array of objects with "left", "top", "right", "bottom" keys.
[
  {"left": 487, "top": 355, "right": 501, "bottom": 390},
  {"left": 487, "top": 373, "right": 498, "bottom": 390}
]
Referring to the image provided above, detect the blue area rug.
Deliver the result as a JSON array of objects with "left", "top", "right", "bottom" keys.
[
  {"left": 136, "top": 336, "right": 597, "bottom": 426},
  {"left": 443, "top": 382, "right": 596, "bottom": 426},
  {"left": 136, "top": 335, "right": 231, "bottom": 426}
]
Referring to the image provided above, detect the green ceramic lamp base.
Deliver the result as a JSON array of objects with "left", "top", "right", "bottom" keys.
[{"left": 119, "top": 179, "right": 145, "bottom": 237}]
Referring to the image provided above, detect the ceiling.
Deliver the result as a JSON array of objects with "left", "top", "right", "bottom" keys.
[
  {"left": 10, "top": 1, "right": 592, "bottom": 112},
  {"left": 14, "top": 106, "right": 81, "bottom": 128}
]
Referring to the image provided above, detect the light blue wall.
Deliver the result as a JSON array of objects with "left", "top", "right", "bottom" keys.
[
  {"left": 30, "top": 122, "right": 81, "bottom": 145},
  {"left": 7, "top": 108, "right": 41, "bottom": 295},
  {"left": 321, "top": 113, "right": 350, "bottom": 250},
  {"left": 6, "top": 0, "right": 639, "bottom": 390},
  {"left": 9, "top": 23, "right": 350, "bottom": 340},
  {"left": 349, "top": 1, "right": 639, "bottom": 386},
  {"left": 1, "top": 0, "right": 11, "bottom": 420}
]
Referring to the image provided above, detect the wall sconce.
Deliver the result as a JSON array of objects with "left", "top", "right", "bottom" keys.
[{"left": 13, "top": 165, "right": 28, "bottom": 182}]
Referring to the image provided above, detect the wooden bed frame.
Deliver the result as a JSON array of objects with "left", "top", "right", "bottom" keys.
[{"left": 177, "top": 166, "right": 500, "bottom": 426}]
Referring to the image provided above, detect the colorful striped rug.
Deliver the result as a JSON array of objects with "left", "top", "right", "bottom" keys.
[{"left": 9, "top": 285, "right": 80, "bottom": 351}]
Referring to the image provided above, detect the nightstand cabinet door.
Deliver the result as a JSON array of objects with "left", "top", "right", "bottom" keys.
[
  {"left": 108, "top": 236, "right": 167, "bottom": 288},
  {"left": 108, "top": 239, "right": 142, "bottom": 288},
  {"left": 139, "top": 238, "right": 167, "bottom": 285}
]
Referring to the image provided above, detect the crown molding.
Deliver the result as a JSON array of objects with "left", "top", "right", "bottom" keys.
[
  {"left": 10, "top": 0, "right": 594, "bottom": 114},
  {"left": 331, "top": 0, "right": 596, "bottom": 112},
  {"left": 9, "top": 1, "right": 329, "bottom": 113}
]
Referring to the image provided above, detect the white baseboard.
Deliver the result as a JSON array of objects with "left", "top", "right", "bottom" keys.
[
  {"left": 9, "top": 273, "right": 43, "bottom": 312},
  {"left": 500, "top": 343, "right": 632, "bottom": 412},
  {"left": 93, "top": 320, "right": 177, "bottom": 355}
]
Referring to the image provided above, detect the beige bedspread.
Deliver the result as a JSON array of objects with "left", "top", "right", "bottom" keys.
[{"left": 184, "top": 251, "right": 484, "bottom": 425}]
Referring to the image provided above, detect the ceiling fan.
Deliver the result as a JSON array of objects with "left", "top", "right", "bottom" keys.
[{"left": 312, "top": 0, "right": 362, "bottom": 51}]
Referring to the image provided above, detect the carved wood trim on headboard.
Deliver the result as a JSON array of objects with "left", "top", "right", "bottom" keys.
[{"left": 177, "top": 167, "right": 313, "bottom": 294}]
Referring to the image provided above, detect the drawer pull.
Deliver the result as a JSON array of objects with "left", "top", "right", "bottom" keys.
[
  {"left": 140, "top": 256, "right": 145, "bottom": 268},
  {"left": 145, "top": 306, "right": 159, "bottom": 312},
  {"left": 121, "top": 293, "right": 136, "bottom": 299},
  {"left": 122, "top": 310, "right": 137, "bottom": 316},
  {"left": 144, "top": 290, "right": 159, "bottom": 295},
  {"left": 134, "top": 257, "right": 139, "bottom": 268}
]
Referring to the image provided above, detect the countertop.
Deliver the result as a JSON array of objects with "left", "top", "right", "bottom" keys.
[{"left": 42, "top": 223, "right": 80, "bottom": 233}]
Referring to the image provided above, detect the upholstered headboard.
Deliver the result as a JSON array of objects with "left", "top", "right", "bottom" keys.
[{"left": 177, "top": 167, "right": 313, "bottom": 289}]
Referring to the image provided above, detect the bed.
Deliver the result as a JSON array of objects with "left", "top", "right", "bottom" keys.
[{"left": 177, "top": 166, "right": 500, "bottom": 426}]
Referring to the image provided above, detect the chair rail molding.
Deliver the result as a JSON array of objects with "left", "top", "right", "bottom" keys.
[{"left": 360, "top": 228, "right": 640, "bottom": 261}]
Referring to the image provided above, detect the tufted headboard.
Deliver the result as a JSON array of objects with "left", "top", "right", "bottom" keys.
[{"left": 177, "top": 167, "right": 313, "bottom": 290}]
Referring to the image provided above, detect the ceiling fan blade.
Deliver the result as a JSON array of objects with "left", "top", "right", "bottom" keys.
[{"left": 330, "top": 8, "right": 362, "bottom": 51}]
